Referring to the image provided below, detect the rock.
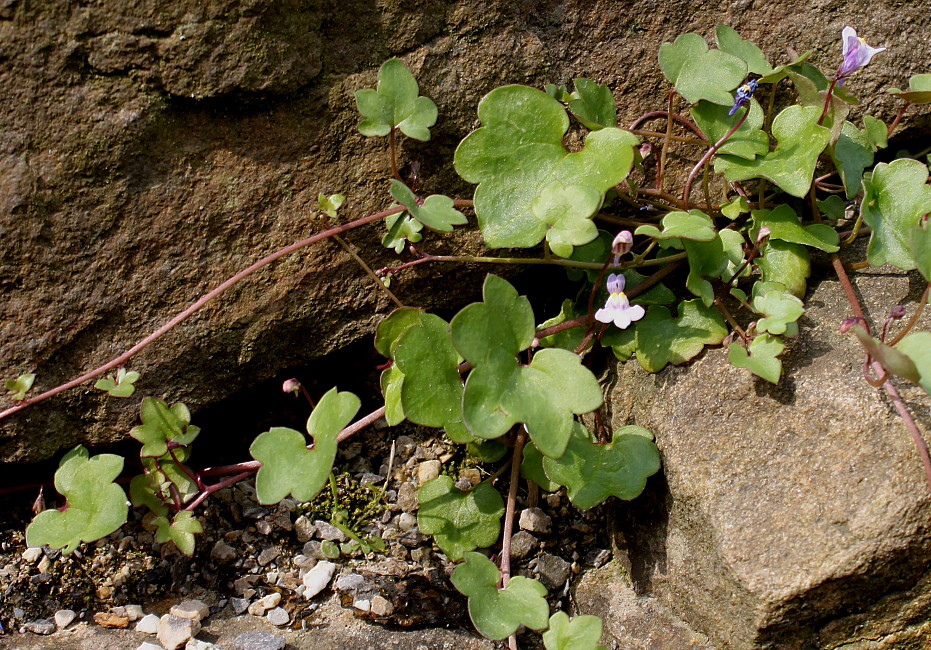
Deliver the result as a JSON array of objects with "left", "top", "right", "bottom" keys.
[
  {"left": 417, "top": 460, "right": 442, "bottom": 485},
  {"left": 519, "top": 507, "right": 552, "bottom": 534},
  {"left": 94, "top": 610, "right": 130, "bottom": 628},
  {"left": 170, "top": 599, "right": 210, "bottom": 622},
  {"left": 210, "top": 540, "right": 237, "bottom": 565},
  {"left": 369, "top": 595, "right": 394, "bottom": 617},
  {"left": 21, "top": 547, "right": 42, "bottom": 564},
  {"left": 54, "top": 609, "right": 76, "bottom": 629},
  {"left": 301, "top": 540, "right": 325, "bottom": 559},
  {"left": 293, "top": 515, "right": 316, "bottom": 543},
  {"left": 460, "top": 467, "right": 482, "bottom": 486},
  {"left": 266, "top": 606, "right": 290, "bottom": 626},
  {"left": 137, "top": 643, "right": 164, "bottom": 650},
  {"left": 257, "top": 546, "right": 281, "bottom": 566},
  {"left": 185, "top": 640, "right": 219, "bottom": 650},
  {"left": 396, "top": 483, "right": 420, "bottom": 512},
  {"left": 607, "top": 268, "right": 931, "bottom": 647},
  {"left": 397, "top": 512, "right": 418, "bottom": 531},
  {"left": 124, "top": 604, "right": 144, "bottom": 621},
  {"left": 230, "top": 629, "right": 286, "bottom": 650},
  {"left": 313, "top": 520, "right": 349, "bottom": 542},
  {"left": 135, "top": 613, "right": 160, "bottom": 634},
  {"left": 302, "top": 560, "right": 337, "bottom": 600},
  {"left": 334, "top": 572, "right": 368, "bottom": 592},
  {"left": 157, "top": 614, "right": 201, "bottom": 650},
  {"left": 509, "top": 531, "right": 538, "bottom": 560},
  {"left": 247, "top": 592, "right": 281, "bottom": 616},
  {"left": 534, "top": 552, "right": 571, "bottom": 590},
  {"left": 23, "top": 619, "right": 55, "bottom": 635},
  {"left": 230, "top": 598, "right": 251, "bottom": 616}
]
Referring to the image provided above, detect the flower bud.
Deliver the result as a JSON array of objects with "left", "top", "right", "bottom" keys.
[{"left": 282, "top": 378, "right": 301, "bottom": 395}]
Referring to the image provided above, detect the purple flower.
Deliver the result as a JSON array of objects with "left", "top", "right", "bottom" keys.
[
  {"left": 835, "top": 27, "right": 885, "bottom": 85},
  {"left": 728, "top": 79, "right": 759, "bottom": 116},
  {"left": 611, "top": 230, "right": 633, "bottom": 265},
  {"left": 594, "top": 273, "right": 645, "bottom": 329}
]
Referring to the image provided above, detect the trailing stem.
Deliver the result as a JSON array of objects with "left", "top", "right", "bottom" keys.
[{"left": 682, "top": 106, "right": 750, "bottom": 205}]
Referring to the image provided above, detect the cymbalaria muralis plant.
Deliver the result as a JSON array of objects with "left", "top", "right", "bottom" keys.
[{"left": 3, "top": 25, "right": 931, "bottom": 648}]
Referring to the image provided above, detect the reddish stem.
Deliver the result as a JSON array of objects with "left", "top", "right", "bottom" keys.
[
  {"left": 682, "top": 107, "right": 750, "bottom": 205},
  {"left": 498, "top": 427, "right": 526, "bottom": 587}
]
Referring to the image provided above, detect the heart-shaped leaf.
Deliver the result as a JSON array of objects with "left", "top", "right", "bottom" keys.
[
  {"left": 755, "top": 240, "right": 811, "bottom": 299},
  {"left": 543, "top": 611, "right": 608, "bottom": 650},
  {"left": 355, "top": 58, "right": 438, "bottom": 141},
  {"left": 249, "top": 388, "right": 360, "bottom": 504},
  {"left": 714, "top": 25, "right": 774, "bottom": 76},
  {"left": 691, "top": 99, "right": 769, "bottom": 160},
  {"left": 633, "top": 300, "right": 729, "bottom": 372},
  {"left": 728, "top": 334, "right": 786, "bottom": 383},
  {"left": 542, "top": 423, "right": 660, "bottom": 509},
  {"left": 830, "top": 121, "right": 874, "bottom": 199},
  {"left": 95, "top": 368, "right": 140, "bottom": 398},
  {"left": 417, "top": 476, "right": 504, "bottom": 560},
  {"left": 635, "top": 209, "right": 718, "bottom": 242},
  {"left": 153, "top": 510, "right": 203, "bottom": 556},
  {"left": 714, "top": 105, "right": 830, "bottom": 198},
  {"left": 26, "top": 446, "right": 128, "bottom": 554},
  {"left": 129, "top": 398, "right": 200, "bottom": 458},
  {"left": 751, "top": 205, "right": 839, "bottom": 252},
  {"left": 389, "top": 180, "right": 467, "bottom": 232},
  {"left": 752, "top": 281, "right": 805, "bottom": 336},
  {"left": 659, "top": 32, "right": 747, "bottom": 105},
  {"left": 568, "top": 78, "right": 617, "bottom": 129},
  {"left": 860, "top": 159, "right": 931, "bottom": 271},
  {"left": 454, "top": 85, "right": 637, "bottom": 248},
  {"left": 451, "top": 552, "right": 550, "bottom": 640},
  {"left": 531, "top": 181, "right": 602, "bottom": 257}
]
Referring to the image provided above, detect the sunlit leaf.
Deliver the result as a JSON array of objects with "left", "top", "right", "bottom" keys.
[
  {"left": 153, "top": 510, "right": 203, "bottom": 556},
  {"left": 751, "top": 205, "right": 839, "bottom": 253},
  {"left": 752, "top": 281, "right": 805, "bottom": 336},
  {"left": 659, "top": 32, "right": 747, "bottom": 105},
  {"left": 755, "top": 240, "right": 810, "bottom": 299},
  {"left": 888, "top": 73, "right": 931, "bottom": 104},
  {"left": 830, "top": 121, "right": 874, "bottom": 199},
  {"left": 543, "top": 611, "right": 607, "bottom": 650},
  {"left": 531, "top": 180, "right": 602, "bottom": 257},
  {"left": 568, "top": 78, "right": 617, "bottom": 129},
  {"left": 714, "top": 25, "right": 774, "bottom": 76},
  {"left": 389, "top": 180, "right": 467, "bottom": 232},
  {"left": 381, "top": 212, "right": 423, "bottom": 253},
  {"left": 94, "top": 368, "right": 140, "bottom": 398},
  {"left": 129, "top": 398, "right": 200, "bottom": 458},
  {"left": 417, "top": 476, "right": 504, "bottom": 560},
  {"left": 4, "top": 373, "right": 35, "bottom": 401},
  {"left": 860, "top": 159, "right": 931, "bottom": 271},
  {"left": 633, "top": 300, "right": 729, "bottom": 372},
  {"left": 634, "top": 209, "right": 717, "bottom": 242},
  {"left": 691, "top": 99, "right": 768, "bottom": 160},
  {"left": 897, "top": 332, "right": 931, "bottom": 394},
  {"left": 728, "top": 334, "right": 785, "bottom": 383},
  {"left": 355, "top": 58, "right": 438, "bottom": 141}
]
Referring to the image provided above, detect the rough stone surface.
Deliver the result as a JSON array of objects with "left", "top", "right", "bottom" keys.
[
  {"left": 134, "top": 613, "right": 160, "bottom": 634},
  {"left": 302, "top": 560, "right": 337, "bottom": 600},
  {"left": 607, "top": 267, "right": 931, "bottom": 649},
  {"left": 229, "top": 629, "right": 286, "bottom": 650},
  {"left": 169, "top": 599, "right": 209, "bottom": 622},
  {"left": 3, "top": 1, "right": 930, "bottom": 464},
  {"left": 52, "top": 609, "right": 75, "bottom": 630},
  {"left": 157, "top": 614, "right": 201, "bottom": 650}
]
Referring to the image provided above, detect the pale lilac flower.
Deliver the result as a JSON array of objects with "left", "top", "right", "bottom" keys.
[
  {"left": 611, "top": 230, "right": 633, "bottom": 265},
  {"left": 595, "top": 273, "right": 645, "bottom": 329},
  {"left": 835, "top": 27, "right": 885, "bottom": 85}
]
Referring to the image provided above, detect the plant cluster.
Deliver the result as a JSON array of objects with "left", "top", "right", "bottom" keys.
[{"left": 3, "top": 25, "right": 930, "bottom": 648}]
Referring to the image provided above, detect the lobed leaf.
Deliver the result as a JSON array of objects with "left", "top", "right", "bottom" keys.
[
  {"left": 715, "top": 105, "right": 830, "bottom": 198},
  {"left": 714, "top": 25, "right": 774, "bottom": 76},
  {"left": 888, "top": 73, "right": 931, "bottom": 104},
  {"left": 249, "top": 388, "right": 360, "bottom": 504},
  {"left": 897, "top": 332, "right": 931, "bottom": 394},
  {"left": 542, "top": 423, "right": 660, "bottom": 509},
  {"left": 26, "top": 446, "right": 128, "bottom": 554},
  {"left": 95, "top": 368, "right": 140, "bottom": 398},
  {"left": 568, "top": 78, "right": 617, "bottom": 129},
  {"left": 130, "top": 397, "right": 200, "bottom": 458},
  {"left": 417, "top": 476, "right": 504, "bottom": 560},
  {"left": 728, "top": 334, "right": 785, "bottom": 383},
  {"left": 451, "top": 552, "right": 550, "bottom": 640},
  {"left": 355, "top": 58, "right": 438, "bottom": 141},
  {"left": 531, "top": 180, "right": 602, "bottom": 257},
  {"left": 860, "top": 159, "right": 931, "bottom": 271},
  {"left": 752, "top": 281, "right": 805, "bottom": 336},
  {"left": 633, "top": 300, "right": 729, "bottom": 372},
  {"left": 381, "top": 212, "right": 423, "bottom": 253},
  {"left": 755, "top": 240, "right": 811, "bottom": 299},
  {"left": 658, "top": 32, "right": 747, "bottom": 105},
  {"left": 454, "top": 85, "right": 637, "bottom": 249},
  {"left": 691, "top": 99, "right": 768, "bottom": 160},
  {"left": 5, "top": 373, "right": 35, "bottom": 401},
  {"left": 389, "top": 180, "right": 467, "bottom": 232},
  {"left": 751, "top": 205, "right": 839, "bottom": 253},
  {"left": 543, "top": 611, "right": 608, "bottom": 650},
  {"left": 635, "top": 209, "right": 717, "bottom": 242},
  {"left": 153, "top": 510, "right": 203, "bottom": 556}
]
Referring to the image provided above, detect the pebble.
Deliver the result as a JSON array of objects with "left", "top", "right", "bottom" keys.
[
  {"left": 21, "top": 547, "right": 42, "bottom": 564},
  {"left": 125, "top": 604, "right": 145, "bottom": 621},
  {"left": 417, "top": 460, "right": 441, "bottom": 485},
  {"left": 334, "top": 572, "right": 367, "bottom": 592},
  {"left": 519, "top": 507, "right": 552, "bottom": 534},
  {"left": 230, "top": 598, "right": 251, "bottom": 615},
  {"left": 509, "top": 531, "right": 538, "bottom": 559},
  {"left": 210, "top": 540, "right": 237, "bottom": 565},
  {"left": 534, "top": 552, "right": 571, "bottom": 590},
  {"left": 257, "top": 547, "right": 281, "bottom": 566},
  {"left": 397, "top": 512, "right": 418, "bottom": 531},
  {"left": 94, "top": 611, "right": 130, "bottom": 628},
  {"left": 185, "top": 640, "right": 219, "bottom": 650},
  {"left": 313, "top": 520, "right": 349, "bottom": 542},
  {"left": 137, "top": 643, "right": 164, "bottom": 650},
  {"left": 230, "top": 629, "right": 286, "bottom": 650},
  {"left": 266, "top": 606, "right": 290, "bottom": 626},
  {"left": 302, "top": 560, "right": 336, "bottom": 600},
  {"left": 54, "top": 609, "right": 76, "bottom": 629},
  {"left": 396, "top": 483, "right": 419, "bottom": 512},
  {"left": 293, "top": 515, "right": 316, "bottom": 543},
  {"left": 23, "top": 619, "right": 55, "bottom": 635},
  {"left": 247, "top": 592, "right": 281, "bottom": 616},
  {"left": 292, "top": 554, "right": 316, "bottom": 569},
  {"left": 302, "top": 540, "right": 325, "bottom": 559},
  {"left": 170, "top": 599, "right": 210, "bottom": 622},
  {"left": 136, "top": 613, "right": 160, "bottom": 634},
  {"left": 369, "top": 595, "right": 394, "bottom": 617},
  {"left": 460, "top": 467, "right": 482, "bottom": 485},
  {"left": 157, "top": 614, "right": 201, "bottom": 650}
]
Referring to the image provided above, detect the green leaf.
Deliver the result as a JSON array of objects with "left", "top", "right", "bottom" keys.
[
  {"left": 860, "top": 159, "right": 931, "bottom": 271},
  {"left": 752, "top": 281, "right": 805, "bottom": 335},
  {"left": 888, "top": 73, "right": 931, "bottom": 104},
  {"left": 381, "top": 212, "right": 423, "bottom": 253},
  {"left": 864, "top": 115, "right": 888, "bottom": 150},
  {"left": 380, "top": 364, "right": 405, "bottom": 426},
  {"left": 520, "top": 442, "right": 561, "bottom": 492},
  {"left": 755, "top": 240, "right": 811, "bottom": 299},
  {"left": 454, "top": 85, "right": 637, "bottom": 248},
  {"left": 467, "top": 439, "right": 508, "bottom": 463},
  {"left": 249, "top": 388, "right": 360, "bottom": 504},
  {"left": 393, "top": 313, "right": 464, "bottom": 429},
  {"left": 543, "top": 611, "right": 607, "bottom": 650},
  {"left": 830, "top": 122, "right": 874, "bottom": 199},
  {"left": 375, "top": 307, "right": 424, "bottom": 358},
  {"left": 389, "top": 180, "right": 467, "bottom": 232},
  {"left": 714, "top": 25, "right": 774, "bottom": 76},
  {"left": 897, "top": 332, "right": 931, "bottom": 394},
  {"left": 658, "top": 32, "right": 747, "bottom": 105},
  {"left": 416, "top": 476, "right": 504, "bottom": 560},
  {"left": 531, "top": 181, "right": 602, "bottom": 258},
  {"left": 537, "top": 299, "right": 587, "bottom": 352},
  {"left": 5, "top": 373, "right": 35, "bottom": 401},
  {"left": 817, "top": 195, "right": 847, "bottom": 221},
  {"left": 634, "top": 301, "right": 729, "bottom": 372},
  {"left": 153, "top": 510, "right": 203, "bottom": 556},
  {"left": 751, "top": 205, "right": 839, "bottom": 253},
  {"left": 318, "top": 193, "right": 345, "bottom": 218},
  {"left": 634, "top": 209, "right": 717, "bottom": 242},
  {"left": 26, "top": 446, "right": 128, "bottom": 554},
  {"left": 543, "top": 423, "right": 660, "bottom": 509},
  {"left": 568, "top": 78, "right": 617, "bottom": 129},
  {"left": 683, "top": 234, "right": 730, "bottom": 307},
  {"left": 728, "top": 334, "right": 785, "bottom": 383},
  {"left": 129, "top": 398, "right": 200, "bottom": 458},
  {"left": 721, "top": 195, "right": 751, "bottom": 219},
  {"left": 354, "top": 58, "right": 438, "bottom": 141},
  {"left": 451, "top": 552, "right": 550, "bottom": 640},
  {"left": 691, "top": 99, "right": 769, "bottom": 160},
  {"left": 714, "top": 105, "right": 830, "bottom": 198},
  {"left": 847, "top": 325, "right": 920, "bottom": 384},
  {"left": 911, "top": 221, "right": 931, "bottom": 282},
  {"left": 94, "top": 368, "right": 140, "bottom": 398},
  {"left": 451, "top": 275, "right": 602, "bottom": 457}
]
